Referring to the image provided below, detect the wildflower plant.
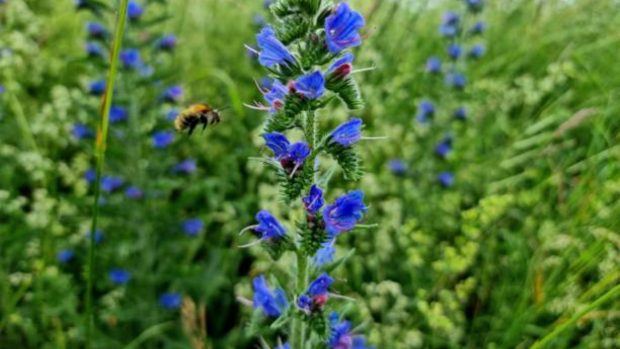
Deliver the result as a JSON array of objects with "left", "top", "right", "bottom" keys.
[{"left": 241, "top": 0, "right": 375, "bottom": 347}]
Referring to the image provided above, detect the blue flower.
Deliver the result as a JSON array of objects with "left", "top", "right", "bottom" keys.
[
  {"left": 72, "top": 123, "right": 94, "bottom": 139},
  {"left": 297, "top": 294, "right": 313, "bottom": 311},
  {"left": 0, "top": 85, "right": 4, "bottom": 94},
  {"left": 252, "top": 275, "right": 288, "bottom": 317},
  {"left": 352, "top": 337, "right": 375, "bottom": 349},
  {"left": 439, "top": 11, "right": 460, "bottom": 37},
  {"left": 120, "top": 48, "right": 142, "bottom": 69},
  {"left": 88, "top": 80, "right": 106, "bottom": 96},
  {"left": 469, "top": 44, "right": 485, "bottom": 59},
  {"left": 328, "top": 314, "right": 353, "bottom": 349},
  {"left": 303, "top": 184, "right": 324, "bottom": 215},
  {"left": 325, "top": 2, "right": 365, "bottom": 53},
  {"left": 159, "top": 292, "right": 182, "bottom": 310},
  {"left": 253, "top": 15, "right": 267, "bottom": 27},
  {"left": 109, "top": 268, "right": 131, "bottom": 285},
  {"left": 262, "top": 80, "right": 288, "bottom": 113},
  {"left": 294, "top": 71, "right": 325, "bottom": 100},
  {"left": 466, "top": 0, "right": 484, "bottom": 12},
  {"left": 264, "top": 132, "right": 291, "bottom": 159},
  {"left": 263, "top": 133, "right": 311, "bottom": 175},
  {"left": 109, "top": 106, "right": 128, "bottom": 123},
  {"left": 298, "top": 273, "right": 333, "bottom": 313},
  {"left": 388, "top": 159, "right": 407, "bottom": 176},
  {"left": 182, "top": 218, "right": 204, "bottom": 236},
  {"left": 86, "top": 22, "right": 107, "bottom": 38},
  {"left": 263, "top": 0, "right": 275, "bottom": 9},
  {"left": 327, "top": 53, "right": 354, "bottom": 78},
  {"left": 435, "top": 135, "right": 453, "bottom": 158},
  {"left": 162, "top": 85, "right": 184, "bottom": 103},
  {"left": 416, "top": 100, "right": 435, "bottom": 123},
  {"left": 437, "top": 171, "right": 455, "bottom": 187},
  {"left": 275, "top": 343, "right": 291, "bottom": 349},
  {"left": 445, "top": 71, "right": 467, "bottom": 89},
  {"left": 173, "top": 159, "right": 197, "bottom": 174},
  {"left": 84, "top": 169, "right": 97, "bottom": 183},
  {"left": 125, "top": 186, "right": 143, "bottom": 199},
  {"left": 101, "top": 176, "right": 124, "bottom": 192},
  {"left": 323, "top": 190, "right": 368, "bottom": 237},
  {"left": 255, "top": 27, "right": 295, "bottom": 68},
  {"left": 453, "top": 107, "right": 467, "bottom": 120},
  {"left": 329, "top": 118, "right": 363, "bottom": 146},
  {"left": 87, "top": 229, "right": 104, "bottom": 244},
  {"left": 314, "top": 243, "right": 335, "bottom": 267},
  {"left": 157, "top": 34, "right": 177, "bottom": 50},
  {"left": 426, "top": 56, "right": 442, "bottom": 74},
  {"left": 307, "top": 273, "right": 333, "bottom": 296},
  {"left": 152, "top": 131, "right": 175, "bottom": 149},
  {"left": 85, "top": 42, "right": 104, "bottom": 57},
  {"left": 127, "top": 1, "right": 144, "bottom": 21},
  {"left": 447, "top": 43, "right": 462, "bottom": 60},
  {"left": 470, "top": 21, "right": 486, "bottom": 35},
  {"left": 254, "top": 210, "right": 287, "bottom": 240},
  {"left": 166, "top": 108, "right": 180, "bottom": 121},
  {"left": 57, "top": 249, "right": 74, "bottom": 263}
]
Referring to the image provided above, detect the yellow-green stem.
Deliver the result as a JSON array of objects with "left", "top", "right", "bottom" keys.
[
  {"left": 85, "top": 1, "right": 129, "bottom": 347},
  {"left": 291, "top": 251, "right": 308, "bottom": 349}
]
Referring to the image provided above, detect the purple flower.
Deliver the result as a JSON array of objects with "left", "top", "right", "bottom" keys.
[
  {"left": 162, "top": 85, "right": 184, "bottom": 103},
  {"left": 159, "top": 292, "right": 182, "bottom": 309},
  {"left": 182, "top": 218, "right": 204, "bottom": 236},
  {"left": 86, "top": 229, "right": 104, "bottom": 244},
  {"left": 470, "top": 21, "right": 486, "bottom": 35},
  {"left": 120, "top": 48, "right": 142, "bottom": 69},
  {"left": 439, "top": 11, "right": 460, "bottom": 37},
  {"left": 435, "top": 135, "right": 453, "bottom": 158},
  {"left": 57, "top": 249, "right": 74, "bottom": 263},
  {"left": 453, "top": 107, "right": 467, "bottom": 120},
  {"left": 323, "top": 190, "right": 368, "bottom": 237},
  {"left": 328, "top": 314, "right": 353, "bottom": 349},
  {"left": 327, "top": 53, "right": 354, "bottom": 79},
  {"left": 293, "top": 71, "right": 325, "bottom": 100},
  {"left": 125, "top": 186, "right": 144, "bottom": 199},
  {"left": 152, "top": 131, "right": 175, "bottom": 148},
  {"left": 101, "top": 176, "right": 124, "bottom": 192},
  {"left": 255, "top": 27, "right": 295, "bottom": 68},
  {"left": 157, "top": 34, "right": 177, "bottom": 50},
  {"left": 263, "top": 133, "right": 311, "bottom": 175},
  {"left": 127, "top": 1, "right": 144, "bottom": 21},
  {"left": 329, "top": 118, "right": 362, "bottom": 146},
  {"left": 469, "top": 44, "right": 485, "bottom": 59},
  {"left": 109, "top": 268, "right": 131, "bottom": 285},
  {"left": 307, "top": 273, "right": 333, "bottom": 296},
  {"left": 447, "top": 43, "right": 462, "bottom": 60},
  {"left": 275, "top": 344, "right": 290, "bottom": 349},
  {"left": 426, "top": 56, "right": 442, "bottom": 74},
  {"left": 388, "top": 159, "right": 407, "bottom": 176},
  {"left": 85, "top": 42, "right": 104, "bottom": 57},
  {"left": 303, "top": 185, "right": 324, "bottom": 215},
  {"left": 262, "top": 80, "right": 288, "bottom": 113},
  {"left": 88, "top": 80, "right": 106, "bottom": 96},
  {"left": 86, "top": 22, "right": 107, "bottom": 38},
  {"left": 416, "top": 100, "right": 435, "bottom": 123},
  {"left": 173, "top": 159, "right": 197, "bottom": 174},
  {"left": 252, "top": 275, "right": 288, "bottom": 317},
  {"left": 72, "top": 123, "right": 94, "bottom": 139},
  {"left": 325, "top": 2, "right": 365, "bottom": 53},
  {"left": 445, "top": 71, "right": 467, "bottom": 89},
  {"left": 84, "top": 169, "right": 97, "bottom": 183},
  {"left": 437, "top": 172, "right": 455, "bottom": 187},
  {"left": 109, "top": 106, "right": 128, "bottom": 123},
  {"left": 314, "top": 243, "right": 335, "bottom": 267},
  {"left": 254, "top": 210, "right": 287, "bottom": 240}
]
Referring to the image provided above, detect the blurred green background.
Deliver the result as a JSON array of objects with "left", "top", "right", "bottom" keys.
[{"left": 0, "top": 0, "right": 618, "bottom": 348}]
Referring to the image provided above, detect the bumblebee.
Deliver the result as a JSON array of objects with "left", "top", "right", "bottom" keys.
[{"left": 174, "top": 103, "right": 222, "bottom": 135}]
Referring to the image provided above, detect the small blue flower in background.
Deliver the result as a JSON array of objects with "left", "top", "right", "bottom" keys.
[
  {"left": 439, "top": 11, "right": 460, "bottom": 37},
  {"left": 0, "top": 85, "right": 4, "bottom": 94},
  {"left": 325, "top": 2, "right": 365, "bottom": 53},
  {"left": 109, "top": 106, "right": 128, "bottom": 123},
  {"left": 120, "top": 48, "right": 142, "bottom": 69},
  {"left": 85, "top": 42, "right": 104, "bottom": 58},
  {"left": 57, "top": 249, "right": 74, "bottom": 263},
  {"left": 101, "top": 176, "right": 124, "bottom": 192},
  {"left": 453, "top": 107, "right": 467, "bottom": 120},
  {"left": 263, "top": 0, "right": 275, "bottom": 9},
  {"left": 125, "top": 186, "right": 143, "bottom": 199},
  {"left": 447, "top": 43, "right": 462, "bottom": 60},
  {"left": 84, "top": 168, "right": 97, "bottom": 183},
  {"left": 157, "top": 34, "right": 177, "bottom": 50},
  {"left": 253, "top": 15, "right": 267, "bottom": 27},
  {"left": 323, "top": 190, "right": 368, "bottom": 237},
  {"left": 162, "top": 85, "right": 184, "bottom": 103},
  {"left": 327, "top": 53, "right": 354, "bottom": 78},
  {"left": 262, "top": 80, "right": 288, "bottom": 113},
  {"left": 303, "top": 184, "right": 324, "bottom": 215},
  {"left": 469, "top": 44, "right": 486, "bottom": 59},
  {"left": 294, "top": 71, "right": 325, "bottom": 100},
  {"left": 252, "top": 275, "right": 288, "bottom": 317},
  {"left": 254, "top": 210, "right": 287, "bottom": 240},
  {"left": 329, "top": 118, "right": 363, "bottom": 147},
  {"left": 152, "top": 131, "right": 175, "bottom": 149},
  {"left": 314, "top": 243, "right": 335, "bottom": 267},
  {"left": 109, "top": 268, "right": 131, "bottom": 285},
  {"left": 445, "top": 71, "right": 466, "bottom": 90},
  {"left": 166, "top": 108, "right": 180, "bottom": 121},
  {"left": 388, "top": 159, "right": 408, "bottom": 176},
  {"left": 159, "top": 292, "right": 182, "bottom": 309},
  {"left": 426, "top": 56, "right": 442, "bottom": 74},
  {"left": 275, "top": 344, "right": 290, "bottom": 349},
  {"left": 466, "top": 0, "right": 484, "bottom": 13},
  {"left": 127, "top": 1, "right": 144, "bottom": 21},
  {"left": 72, "top": 123, "right": 94, "bottom": 140},
  {"left": 139, "top": 64, "right": 154, "bottom": 78},
  {"left": 87, "top": 229, "right": 104, "bottom": 244},
  {"left": 435, "top": 135, "right": 453, "bottom": 158},
  {"left": 86, "top": 22, "right": 107, "bottom": 38},
  {"left": 416, "top": 100, "right": 435, "bottom": 123},
  {"left": 173, "top": 159, "right": 197, "bottom": 174},
  {"left": 437, "top": 171, "right": 455, "bottom": 187},
  {"left": 182, "top": 218, "right": 204, "bottom": 236},
  {"left": 88, "top": 80, "right": 106, "bottom": 96},
  {"left": 255, "top": 27, "right": 296, "bottom": 68},
  {"left": 470, "top": 21, "right": 486, "bottom": 35}
]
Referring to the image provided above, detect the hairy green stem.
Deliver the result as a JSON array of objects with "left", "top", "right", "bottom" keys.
[
  {"left": 291, "top": 251, "right": 309, "bottom": 349},
  {"left": 85, "top": 1, "right": 129, "bottom": 347}
]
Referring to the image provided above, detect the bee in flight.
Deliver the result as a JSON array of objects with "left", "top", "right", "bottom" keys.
[{"left": 174, "top": 103, "right": 222, "bottom": 135}]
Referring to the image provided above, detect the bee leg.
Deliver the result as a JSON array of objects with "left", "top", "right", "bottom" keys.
[
  {"left": 202, "top": 123, "right": 208, "bottom": 132},
  {"left": 188, "top": 124, "right": 196, "bottom": 136}
]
